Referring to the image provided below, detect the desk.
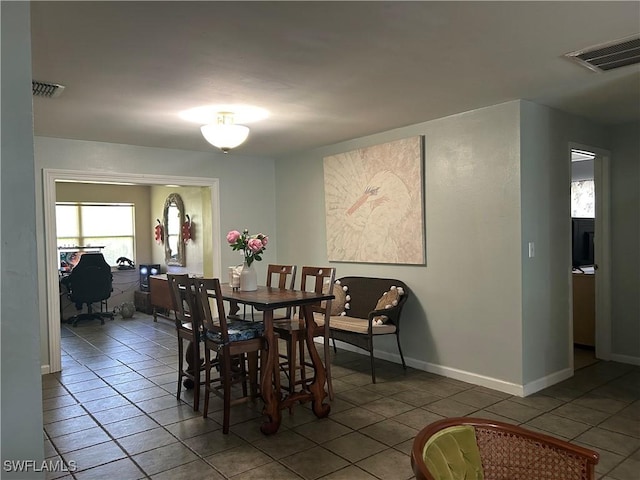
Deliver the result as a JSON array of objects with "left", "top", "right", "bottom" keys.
[{"left": 216, "top": 284, "right": 334, "bottom": 435}]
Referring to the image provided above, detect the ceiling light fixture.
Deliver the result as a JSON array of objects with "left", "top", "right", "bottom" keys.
[
  {"left": 200, "top": 112, "right": 250, "bottom": 153},
  {"left": 179, "top": 104, "right": 268, "bottom": 154}
]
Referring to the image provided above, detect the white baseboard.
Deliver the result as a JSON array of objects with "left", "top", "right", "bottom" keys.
[
  {"left": 610, "top": 352, "right": 640, "bottom": 366},
  {"left": 326, "top": 339, "right": 573, "bottom": 397},
  {"left": 522, "top": 367, "right": 573, "bottom": 396},
  {"left": 41, "top": 364, "right": 51, "bottom": 375}
]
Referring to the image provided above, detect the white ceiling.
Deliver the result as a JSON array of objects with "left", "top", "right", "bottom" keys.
[{"left": 30, "top": 1, "right": 640, "bottom": 157}]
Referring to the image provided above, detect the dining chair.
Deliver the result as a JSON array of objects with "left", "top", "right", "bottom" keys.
[
  {"left": 266, "top": 264, "right": 297, "bottom": 320},
  {"left": 235, "top": 263, "right": 297, "bottom": 321},
  {"left": 167, "top": 274, "right": 204, "bottom": 411},
  {"left": 194, "top": 277, "right": 266, "bottom": 434},
  {"left": 273, "top": 266, "right": 336, "bottom": 401}
]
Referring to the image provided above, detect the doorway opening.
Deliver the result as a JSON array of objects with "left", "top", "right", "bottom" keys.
[
  {"left": 43, "top": 169, "right": 222, "bottom": 374},
  {"left": 569, "top": 146, "right": 612, "bottom": 370}
]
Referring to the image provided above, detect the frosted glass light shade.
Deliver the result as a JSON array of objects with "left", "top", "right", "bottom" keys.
[{"left": 200, "top": 123, "right": 250, "bottom": 152}]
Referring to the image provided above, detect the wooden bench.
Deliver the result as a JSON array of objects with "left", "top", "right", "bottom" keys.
[{"left": 323, "top": 276, "right": 409, "bottom": 383}]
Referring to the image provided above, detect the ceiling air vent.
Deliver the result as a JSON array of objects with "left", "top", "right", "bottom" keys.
[
  {"left": 32, "top": 80, "right": 65, "bottom": 98},
  {"left": 565, "top": 35, "right": 640, "bottom": 72}
]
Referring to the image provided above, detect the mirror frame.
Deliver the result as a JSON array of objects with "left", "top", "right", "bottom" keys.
[{"left": 163, "top": 193, "right": 186, "bottom": 266}]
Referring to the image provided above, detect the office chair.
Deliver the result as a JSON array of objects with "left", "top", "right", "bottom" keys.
[{"left": 65, "top": 253, "right": 114, "bottom": 327}]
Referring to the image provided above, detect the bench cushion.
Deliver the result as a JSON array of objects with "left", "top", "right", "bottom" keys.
[{"left": 313, "top": 313, "right": 396, "bottom": 334}]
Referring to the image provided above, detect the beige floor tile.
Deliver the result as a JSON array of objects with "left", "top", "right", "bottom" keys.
[
  {"left": 356, "top": 447, "right": 414, "bottom": 480},
  {"left": 483, "top": 399, "right": 543, "bottom": 423},
  {"left": 230, "top": 461, "right": 302, "bottom": 479},
  {"left": 252, "top": 430, "right": 316, "bottom": 459},
  {"left": 423, "top": 398, "right": 478, "bottom": 418},
  {"left": 318, "top": 465, "right": 377, "bottom": 479},
  {"left": 61, "top": 441, "right": 127, "bottom": 472},
  {"left": 328, "top": 407, "right": 385, "bottom": 431},
  {"left": 50, "top": 426, "right": 111, "bottom": 454},
  {"left": 280, "top": 446, "right": 349, "bottom": 480},
  {"left": 150, "top": 459, "right": 224, "bottom": 480},
  {"left": 322, "top": 431, "right": 387, "bottom": 463},
  {"left": 164, "top": 415, "right": 221, "bottom": 440},
  {"left": 576, "top": 427, "right": 640, "bottom": 456},
  {"left": 293, "top": 418, "right": 353, "bottom": 444},
  {"left": 182, "top": 429, "right": 246, "bottom": 457},
  {"left": 359, "top": 419, "right": 418, "bottom": 447},
  {"left": 74, "top": 458, "right": 145, "bottom": 480},
  {"left": 552, "top": 401, "right": 612, "bottom": 425},
  {"left": 118, "top": 427, "right": 177, "bottom": 455},
  {"left": 205, "top": 443, "right": 272, "bottom": 478},
  {"left": 392, "top": 408, "right": 444, "bottom": 429},
  {"left": 449, "top": 389, "right": 505, "bottom": 409},
  {"left": 607, "top": 456, "right": 640, "bottom": 480},
  {"left": 599, "top": 414, "right": 640, "bottom": 438},
  {"left": 361, "top": 397, "right": 415, "bottom": 418},
  {"left": 132, "top": 442, "right": 199, "bottom": 476},
  {"left": 524, "top": 412, "right": 591, "bottom": 439}
]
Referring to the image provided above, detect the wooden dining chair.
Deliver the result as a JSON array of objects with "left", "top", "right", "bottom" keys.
[
  {"left": 194, "top": 277, "right": 266, "bottom": 434},
  {"left": 234, "top": 264, "right": 297, "bottom": 321},
  {"left": 266, "top": 264, "right": 297, "bottom": 320},
  {"left": 273, "top": 266, "right": 336, "bottom": 401},
  {"left": 167, "top": 274, "right": 204, "bottom": 411}
]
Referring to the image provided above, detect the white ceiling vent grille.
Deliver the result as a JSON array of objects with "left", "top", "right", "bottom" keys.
[
  {"left": 565, "top": 35, "right": 640, "bottom": 72},
  {"left": 32, "top": 80, "right": 65, "bottom": 98}
]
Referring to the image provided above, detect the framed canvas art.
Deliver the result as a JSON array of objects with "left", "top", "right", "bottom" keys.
[{"left": 323, "top": 136, "right": 425, "bottom": 264}]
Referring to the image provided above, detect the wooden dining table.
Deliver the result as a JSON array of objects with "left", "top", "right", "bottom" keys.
[{"left": 214, "top": 283, "right": 334, "bottom": 435}]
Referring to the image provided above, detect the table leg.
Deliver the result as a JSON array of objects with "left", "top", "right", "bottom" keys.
[
  {"left": 301, "top": 305, "right": 330, "bottom": 419},
  {"left": 260, "top": 310, "right": 282, "bottom": 435}
]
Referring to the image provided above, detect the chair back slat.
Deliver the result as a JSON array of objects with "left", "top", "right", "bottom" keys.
[
  {"left": 266, "top": 264, "right": 297, "bottom": 289},
  {"left": 194, "top": 277, "right": 229, "bottom": 344},
  {"left": 167, "top": 274, "right": 198, "bottom": 332},
  {"left": 266, "top": 264, "right": 297, "bottom": 318},
  {"left": 300, "top": 266, "right": 335, "bottom": 315}
]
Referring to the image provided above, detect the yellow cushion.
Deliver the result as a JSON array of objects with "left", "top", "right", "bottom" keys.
[{"left": 422, "top": 425, "right": 484, "bottom": 480}]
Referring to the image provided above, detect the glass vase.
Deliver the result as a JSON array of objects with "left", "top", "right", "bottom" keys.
[{"left": 239, "top": 261, "right": 258, "bottom": 291}]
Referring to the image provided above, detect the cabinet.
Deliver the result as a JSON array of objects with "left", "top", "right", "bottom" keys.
[
  {"left": 134, "top": 290, "right": 152, "bottom": 314},
  {"left": 149, "top": 274, "right": 174, "bottom": 321},
  {"left": 573, "top": 271, "right": 595, "bottom": 347}
]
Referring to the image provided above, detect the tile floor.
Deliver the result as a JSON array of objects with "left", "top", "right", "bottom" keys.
[{"left": 43, "top": 313, "right": 639, "bottom": 479}]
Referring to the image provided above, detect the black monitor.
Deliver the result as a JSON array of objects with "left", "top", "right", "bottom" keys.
[{"left": 572, "top": 218, "right": 594, "bottom": 268}]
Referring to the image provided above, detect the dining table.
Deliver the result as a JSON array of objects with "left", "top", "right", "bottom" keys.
[{"left": 212, "top": 283, "right": 335, "bottom": 435}]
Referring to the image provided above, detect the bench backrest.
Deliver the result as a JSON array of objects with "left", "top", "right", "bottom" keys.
[{"left": 336, "top": 276, "right": 409, "bottom": 322}]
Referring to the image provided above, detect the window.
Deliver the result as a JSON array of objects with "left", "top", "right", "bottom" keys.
[
  {"left": 56, "top": 203, "right": 135, "bottom": 266},
  {"left": 571, "top": 180, "right": 595, "bottom": 218}
]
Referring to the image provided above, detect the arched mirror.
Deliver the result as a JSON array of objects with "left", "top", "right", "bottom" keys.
[{"left": 163, "top": 193, "right": 185, "bottom": 266}]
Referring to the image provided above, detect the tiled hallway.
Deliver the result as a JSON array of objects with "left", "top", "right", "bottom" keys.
[{"left": 43, "top": 314, "right": 639, "bottom": 479}]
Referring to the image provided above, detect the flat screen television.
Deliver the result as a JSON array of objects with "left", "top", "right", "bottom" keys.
[{"left": 572, "top": 217, "right": 594, "bottom": 268}]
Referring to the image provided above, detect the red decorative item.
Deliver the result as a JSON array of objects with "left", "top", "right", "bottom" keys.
[
  {"left": 154, "top": 219, "right": 163, "bottom": 244},
  {"left": 182, "top": 215, "right": 192, "bottom": 244}
]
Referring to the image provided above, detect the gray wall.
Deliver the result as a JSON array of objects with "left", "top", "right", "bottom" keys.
[
  {"left": 1, "top": 1, "right": 46, "bottom": 475},
  {"left": 610, "top": 122, "right": 640, "bottom": 360},
  {"left": 276, "top": 101, "right": 528, "bottom": 390}
]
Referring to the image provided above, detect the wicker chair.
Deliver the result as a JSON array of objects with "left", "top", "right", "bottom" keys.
[{"left": 411, "top": 417, "right": 599, "bottom": 480}]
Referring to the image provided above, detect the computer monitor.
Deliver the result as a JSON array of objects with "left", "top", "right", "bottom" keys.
[{"left": 572, "top": 218, "right": 595, "bottom": 268}]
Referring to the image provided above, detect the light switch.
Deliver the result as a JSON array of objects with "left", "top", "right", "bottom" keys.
[{"left": 528, "top": 242, "right": 535, "bottom": 258}]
